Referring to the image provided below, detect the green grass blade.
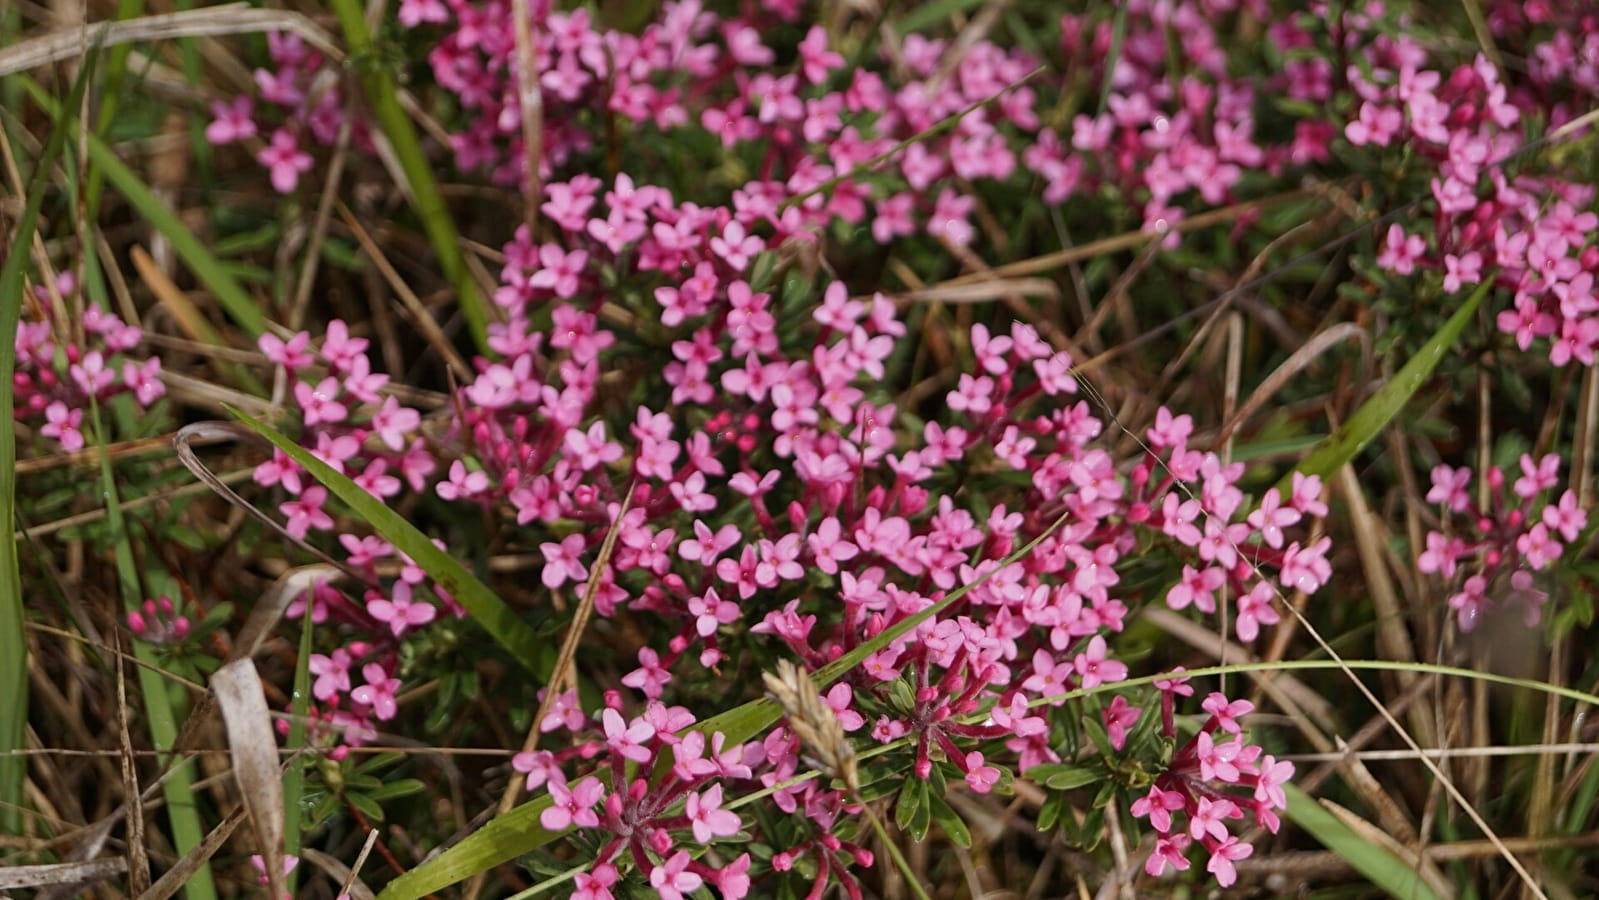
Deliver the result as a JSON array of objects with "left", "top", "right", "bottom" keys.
[
  {"left": 0, "top": 52, "right": 100, "bottom": 838},
  {"left": 1283, "top": 782, "right": 1444, "bottom": 900},
  {"left": 92, "top": 402, "right": 218, "bottom": 899},
  {"left": 1280, "top": 278, "right": 1494, "bottom": 491},
  {"left": 83, "top": 0, "right": 146, "bottom": 223},
  {"left": 227, "top": 407, "right": 553, "bottom": 676},
  {"left": 282, "top": 598, "right": 316, "bottom": 894},
  {"left": 328, "top": 0, "right": 490, "bottom": 353}
]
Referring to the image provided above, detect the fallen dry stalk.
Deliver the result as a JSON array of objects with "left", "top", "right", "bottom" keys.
[{"left": 0, "top": 4, "right": 340, "bottom": 77}]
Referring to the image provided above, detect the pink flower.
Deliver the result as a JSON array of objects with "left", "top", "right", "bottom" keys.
[
  {"left": 259, "top": 330, "right": 315, "bottom": 369},
  {"left": 1072, "top": 635, "right": 1126, "bottom": 689},
  {"left": 572, "top": 863, "right": 619, "bottom": 900},
  {"left": 1131, "top": 785, "right": 1186, "bottom": 834},
  {"left": 367, "top": 582, "right": 436, "bottom": 638},
  {"left": 564, "top": 421, "right": 623, "bottom": 470},
  {"left": 1426, "top": 464, "right": 1472, "bottom": 512},
  {"left": 350, "top": 663, "right": 401, "bottom": 720},
  {"left": 1145, "top": 833, "right": 1192, "bottom": 877},
  {"left": 540, "top": 534, "right": 589, "bottom": 590},
  {"left": 927, "top": 188, "right": 975, "bottom": 247},
  {"left": 205, "top": 96, "right": 256, "bottom": 144},
  {"left": 397, "top": 0, "right": 448, "bottom": 27},
  {"left": 293, "top": 377, "right": 347, "bottom": 427},
  {"left": 620, "top": 647, "right": 673, "bottom": 698},
  {"left": 1188, "top": 795, "right": 1240, "bottom": 841},
  {"left": 280, "top": 486, "right": 333, "bottom": 539},
  {"left": 1235, "top": 581, "right": 1280, "bottom": 642},
  {"left": 1102, "top": 695, "right": 1141, "bottom": 750},
  {"left": 1543, "top": 491, "right": 1587, "bottom": 542},
  {"left": 40, "top": 402, "right": 85, "bottom": 451},
  {"left": 540, "top": 773, "right": 604, "bottom": 830},
  {"left": 1376, "top": 224, "right": 1426, "bottom": 275},
  {"left": 964, "top": 750, "right": 1002, "bottom": 793},
  {"left": 686, "top": 784, "right": 742, "bottom": 841},
  {"left": 649, "top": 851, "right": 703, "bottom": 900},
  {"left": 257, "top": 128, "right": 313, "bottom": 194},
  {"left": 1205, "top": 835, "right": 1253, "bottom": 887},
  {"left": 716, "top": 854, "right": 752, "bottom": 900}
]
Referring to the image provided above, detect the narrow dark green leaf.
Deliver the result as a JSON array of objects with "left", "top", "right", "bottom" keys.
[
  {"left": 0, "top": 50, "right": 98, "bottom": 838},
  {"left": 926, "top": 792, "right": 971, "bottom": 848},
  {"left": 895, "top": 776, "right": 926, "bottom": 833},
  {"left": 1283, "top": 784, "right": 1443, "bottom": 900}
]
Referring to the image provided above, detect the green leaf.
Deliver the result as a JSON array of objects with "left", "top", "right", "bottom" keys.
[
  {"left": 926, "top": 792, "right": 971, "bottom": 848},
  {"left": 1032, "top": 765, "right": 1101, "bottom": 792},
  {"left": 1279, "top": 278, "right": 1493, "bottom": 492},
  {"left": 1, "top": 52, "right": 102, "bottom": 841},
  {"left": 367, "top": 779, "right": 427, "bottom": 802},
  {"left": 1037, "top": 790, "right": 1065, "bottom": 833},
  {"left": 895, "top": 776, "right": 927, "bottom": 833},
  {"left": 904, "top": 780, "right": 933, "bottom": 842},
  {"left": 376, "top": 798, "right": 558, "bottom": 899},
  {"left": 1284, "top": 783, "right": 1443, "bottom": 900},
  {"left": 346, "top": 791, "right": 386, "bottom": 823},
  {"left": 228, "top": 408, "right": 553, "bottom": 677}
]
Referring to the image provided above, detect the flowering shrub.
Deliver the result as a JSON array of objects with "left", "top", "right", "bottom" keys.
[
  {"left": 221, "top": 2, "right": 1364, "bottom": 889},
  {"left": 11, "top": 0, "right": 1599, "bottom": 895}
]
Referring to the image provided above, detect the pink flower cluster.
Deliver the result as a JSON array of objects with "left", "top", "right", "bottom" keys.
[
  {"left": 260, "top": 192, "right": 1325, "bottom": 893},
  {"left": 13, "top": 272, "right": 165, "bottom": 452},
  {"left": 385, "top": 0, "right": 1327, "bottom": 246},
  {"left": 126, "top": 596, "right": 192, "bottom": 645},
  {"left": 511, "top": 695, "right": 759, "bottom": 900},
  {"left": 1418, "top": 455, "right": 1584, "bottom": 630},
  {"left": 1326, "top": 6, "right": 1599, "bottom": 367},
  {"left": 208, "top": 1, "right": 1364, "bottom": 892},
  {"left": 1131, "top": 685, "right": 1294, "bottom": 887},
  {"left": 204, "top": 32, "right": 373, "bottom": 193}
]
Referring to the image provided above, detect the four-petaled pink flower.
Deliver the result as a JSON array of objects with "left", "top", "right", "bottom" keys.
[
  {"left": 685, "top": 784, "right": 742, "bottom": 842},
  {"left": 257, "top": 128, "right": 313, "bottom": 193}
]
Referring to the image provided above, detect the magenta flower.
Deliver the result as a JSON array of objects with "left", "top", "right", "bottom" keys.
[
  {"left": 350, "top": 663, "right": 400, "bottom": 720},
  {"left": 280, "top": 486, "right": 333, "bottom": 539},
  {"left": 367, "top": 582, "right": 436, "bottom": 638},
  {"left": 539, "top": 534, "right": 589, "bottom": 590},
  {"left": 257, "top": 128, "right": 313, "bottom": 194},
  {"left": 539, "top": 773, "right": 604, "bottom": 831},
  {"left": 686, "top": 784, "right": 742, "bottom": 842},
  {"left": 205, "top": 96, "right": 256, "bottom": 144},
  {"left": 1205, "top": 835, "right": 1253, "bottom": 887}
]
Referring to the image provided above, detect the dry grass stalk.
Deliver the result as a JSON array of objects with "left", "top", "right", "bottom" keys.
[
  {"left": 0, "top": 4, "right": 340, "bottom": 77},
  {"left": 762, "top": 659, "right": 859, "bottom": 794}
]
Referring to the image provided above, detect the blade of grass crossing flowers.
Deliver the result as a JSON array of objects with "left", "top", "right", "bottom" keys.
[
  {"left": 1277, "top": 278, "right": 1493, "bottom": 494},
  {"left": 92, "top": 401, "right": 219, "bottom": 900},
  {"left": 0, "top": 52, "right": 97, "bottom": 837},
  {"left": 328, "top": 0, "right": 490, "bottom": 353},
  {"left": 227, "top": 408, "right": 555, "bottom": 677},
  {"left": 372, "top": 508, "right": 1075, "bottom": 900}
]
